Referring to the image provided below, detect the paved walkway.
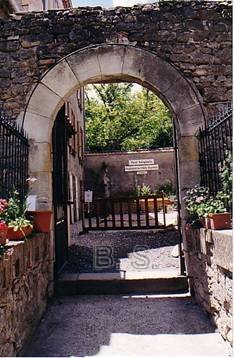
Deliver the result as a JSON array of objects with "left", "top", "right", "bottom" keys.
[
  {"left": 24, "top": 294, "right": 231, "bottom": 357},
  {"left": 65, "top": 229, "right": 180, "bottom": 274}
]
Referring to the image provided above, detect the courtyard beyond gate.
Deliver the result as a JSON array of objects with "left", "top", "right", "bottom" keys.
[{"left": 84, "top": 193, "right": 177, "bottom": 230}]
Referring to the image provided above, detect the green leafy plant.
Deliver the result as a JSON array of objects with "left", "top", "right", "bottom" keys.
[
  {"left": 85, "top": 84, "right": 173, "bottom": 152},
  {"left": 158, "top": 180, "right": 175, "bottom": 196},
  {"left": 184, "top": 183, "right": 228, "bottom": 228},
  {"left": 183, "top": 186, "right": 210, "bottom": 228},
  {"left": 0, "top": 191, "right": 32, "bottom": 233},
  {"left": 136, "top": 184, "right": 152, "bottom": 196},
  {"left": 197, "top": 197, "right": 226, "bottom": 217},
  {"left": 218, "top": 150, "right": 232, "bottom": 207},
  {"left": 184, "top": 186, "right": 209, "bottom": 216},
  {"left": 8, "top": 217, "right": 32, "bottom": 232}
]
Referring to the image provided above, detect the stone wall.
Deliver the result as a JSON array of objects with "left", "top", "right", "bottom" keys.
[
  {"left": 186, "top": 228, "right": 232, "bottom": 344},
  {"left": 0, "top": 1, "right": 231, "bottom": 119},
  {"left": 84, "top": 148, "right": 176, "bottom": 197},
  {"left": 0, "top": 234, "right": 51, "bottom": 356}
]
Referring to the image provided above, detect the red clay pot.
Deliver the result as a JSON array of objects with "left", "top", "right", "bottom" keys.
[
  {"left": 0, "top": 223, "right": 8, "bottom": 245},
  {"left": 7, "top": 226, "right": 32, "bottom": 241},
  {"left": 205, "top": 217, "right": 211, "bottom": 229},
  {"left": 208, "top": 213, "right": 231, "bottom": 230},
  {"left": 28, "top": 211, "right": 52, "bottom": 233}
]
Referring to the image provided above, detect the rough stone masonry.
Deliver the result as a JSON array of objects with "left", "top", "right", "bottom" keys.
[
  {"left": 0, "top": 234, "right": 51, "bottom": 357},
  {"left": 0, "top": 1, "right": 232, "bottom": 119}
]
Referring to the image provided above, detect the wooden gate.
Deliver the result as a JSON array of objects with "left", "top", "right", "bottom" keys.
[{"left": 84, "top": 193, "right": 175, "bottom": 231}]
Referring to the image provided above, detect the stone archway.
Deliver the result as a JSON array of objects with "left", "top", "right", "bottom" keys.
[{"left": 21, "top": 43, "right": 205, "bottom": 224}]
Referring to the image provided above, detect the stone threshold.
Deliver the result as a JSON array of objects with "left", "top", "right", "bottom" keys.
[{"left": 59, "top": 269, "right": 181, "bottom": 282}]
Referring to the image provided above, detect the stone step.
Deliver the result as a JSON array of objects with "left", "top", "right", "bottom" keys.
[{"left": 55, "top": 272, "right": 189, "bottom": 296}]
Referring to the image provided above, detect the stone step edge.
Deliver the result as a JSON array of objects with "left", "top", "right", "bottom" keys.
[
  {"left": 55, "top": 275, "right": 189, "bottom": 296},
  {"left": 57, "top": 271, "right": 185, "bottom": 282}
]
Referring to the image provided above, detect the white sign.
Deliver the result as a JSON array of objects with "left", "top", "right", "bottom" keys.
[
  {"left": 129, "top": 159, "right": 154, "bottom": 166},
  {"left": 26, "top": 195, "right": 37, "bottom": 211},
  {"left": 125, "top": 164, "right": 159, "bottom": 172},
  {"left": 85, "top": 190, "right": 93, "bottom": 203},
  {"left": 137, "top": 171, "right": 148, "bottom": 175}
]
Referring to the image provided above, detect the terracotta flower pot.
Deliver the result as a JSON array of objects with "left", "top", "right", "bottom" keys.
[
  {"left": 205, "top": 217, "right": 211, "bottom": 229},
  {"left": 28, "top": 211, "right": 52, "bottom": 233},
  {"left": 0, "top": 221, "right": 8, "bottom": 245},
  {"left": 208, "top": 213, "right": 231, "bottom": 230},
  {"left": 7, "top": 226, "right": 33, "bottom": 241}
]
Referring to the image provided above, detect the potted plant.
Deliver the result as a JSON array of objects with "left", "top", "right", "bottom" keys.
[
  {"left": 27, "top": 210, "right": 52, "bottom": 233},
  {"left": 0, "top": 200, "right": 8, "bottom": 245},
  {"left": 183, "top": 185, "right": 210, "bottom": 229},
  {"left": 0, "top": 191, "right": 33, "bottom": 241},
  {"left": 204, "top": 196, "right": 231, "bottom": 230},
  {"left": 26, "top": 178, "right": 52, "bottom": 233},
  {"left": 136, "top": 184, "right": 153, "bottom": 211},
  {"left": 7, "top": 217, "right": 33, "bottom": 240},
  {"left": 205, "top": 151, "right": 232, "bottom": 230},
  {"left": 0, "top": 220, "right": 8, "bottom": 245}
]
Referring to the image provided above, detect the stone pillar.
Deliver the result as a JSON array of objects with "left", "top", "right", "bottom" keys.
[{"left": 178, "top": 135, "right": 200, "bottom": 276}]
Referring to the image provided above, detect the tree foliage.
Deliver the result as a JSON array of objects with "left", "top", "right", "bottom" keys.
[{"left": 85, "top": 83, "right": 173, "bottom": 152}]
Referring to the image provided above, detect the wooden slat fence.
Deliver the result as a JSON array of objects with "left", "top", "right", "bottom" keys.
[{"left": 84, "top": 193, "right": 174, "bottom": 231}]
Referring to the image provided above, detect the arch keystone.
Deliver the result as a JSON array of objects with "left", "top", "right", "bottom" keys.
[{"left": 96, "top": 44, "right": 125, "bottom": 80}]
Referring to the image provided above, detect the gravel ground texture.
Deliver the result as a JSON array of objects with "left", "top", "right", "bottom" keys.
[
  {"left": 64, "top": 228, "right": 180, "bottom": 274},
  {"left": 24, "top": 294, "right": 232, "bottom": 357}
]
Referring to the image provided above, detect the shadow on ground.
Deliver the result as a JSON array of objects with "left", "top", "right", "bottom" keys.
[
  {"left": 64, "top": 229, "right": 180, "bottom": 274},
  {"left": 24, "top": 295, "right": 230, "bottom": 357}
]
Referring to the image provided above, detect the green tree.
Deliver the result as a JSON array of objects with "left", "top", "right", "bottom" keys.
[{"left": 85, "top": 83, "right": 173, "bottom": 152}]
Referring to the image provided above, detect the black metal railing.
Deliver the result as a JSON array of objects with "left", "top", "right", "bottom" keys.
[
  {"left": 198, "top": 104, "right": 232, "bottom": 199},
  {"left": 83, "top": 193, "right": 176, "bottom": 231},
  {"left": 0, "top": 110, "right": 29, "bottom": 200}
]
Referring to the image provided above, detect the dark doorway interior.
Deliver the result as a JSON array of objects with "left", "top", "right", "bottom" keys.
[{"left": 52, "top": 106, "right": 68, "bottom": 274}]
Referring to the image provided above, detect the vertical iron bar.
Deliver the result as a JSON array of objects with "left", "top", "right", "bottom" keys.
[
  {"left": 119, "top": 199, "right": 124, "bottom": 228},
  {"left": 88, "top": 210, "right": 92, "bottom": 229},
  {"left": 136, "top": 198, "right": 141, "bottom": 227},
  {"left": 210, "top": 126, "right": 217, "bottom": 194},
  {"left": 145, "top": 198, "right": 149, "bottom": 228},
  {"left": 153, "top": 196, "right": 158, "bottom": 228},
  {"left": 128, "top": 198, "right": 132, "bottom": 228},
  {"left": 13, "top": 130, "right": 17, "bottom": 192},
  {"left": 103, "top": 199, "right": 108, "bottom": 228},
  {"left": 199, "top": 129, "right": 205, "bottom": 186},
  {"left": 205, "top": 129, "right": 213, "bottom": 194},
  {"left": 162, "top": 191, "right": 166, "bottom": 227},
  {"left": 111, "top": 199, "right": 116, "bottom": 229},
  {"left": 6, "top": 127, "right": 10, "bottom": 196},
  {"left": 95, "top": 200, "right": 100, "bottom": 228}
]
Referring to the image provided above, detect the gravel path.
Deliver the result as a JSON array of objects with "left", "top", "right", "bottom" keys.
[
  {"left": 64, "top": 229, "right": 180, "bottom": 274},
  {"left": 24, "top": 294, "right": 232, "bottom": 357}
]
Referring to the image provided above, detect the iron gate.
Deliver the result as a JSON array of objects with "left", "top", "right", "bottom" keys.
[
  {"left": 0, "top": 110, "right": 29, "bottom": 200},
  {"left": 83, "top": 193, "right": 176, "bottom": 231},
  {"left": 52, "top": 106, "right": 69, "bottom": 274},
  {"left": 198, "top": 104, "right": 232, "bottom": 211}
]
